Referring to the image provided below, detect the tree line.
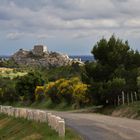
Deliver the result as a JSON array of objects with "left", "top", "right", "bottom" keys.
[
  {"left": 82, "top": 35, "right": 140, "bottom": 105},
  {"left": 0, "top": 35, "right": 140, "bottom": 107}
]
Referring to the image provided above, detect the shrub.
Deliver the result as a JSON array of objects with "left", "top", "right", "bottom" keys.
[
  {"left": 45, "top": 82, "right": 60, "bottom": 103},
  {"left": 73, "top": 83, "right": 88, "bottom": 107},
  {"left": 45, "top": 77, "right": 89, "bottom": 107},
  {"left": 57, "top": 79, "right": 74, "bottom": 104},
  {"left": 35, "top": 86, "right": 45, "bottom": 101},
  {"left": 0, "top": 78, "right": 17, "bottom": 103},
  {"left": 15, "top": 71, "right": 44, "bottom": 103}
]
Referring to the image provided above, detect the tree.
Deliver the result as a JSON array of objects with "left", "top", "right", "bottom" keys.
[
  {"left": 106, "top": 78, "right": 126, "bottom": 104},
  {"left": 15, "top": 71, "right": 44, "bottom": 103},
  {"left": 82, "top": 35, "right": 140, "bottom": 105},
  {"left": 92, "top": 35, "right": 130, "bottom": 68},
  {"left": 137, "top": 76, "right": 140, "bottom": 93}
]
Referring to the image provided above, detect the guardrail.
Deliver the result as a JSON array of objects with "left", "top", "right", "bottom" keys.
[{"left": 0, "top": 105, "right": 65, "bottom": 137}]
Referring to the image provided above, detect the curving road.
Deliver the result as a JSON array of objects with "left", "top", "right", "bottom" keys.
[{"left": 51, "top": 111, "right": 140, "bottom": 140}]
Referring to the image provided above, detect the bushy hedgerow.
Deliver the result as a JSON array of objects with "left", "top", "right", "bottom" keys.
[{"left": 44, "top": 77, "right": 89, "bottom": 106}]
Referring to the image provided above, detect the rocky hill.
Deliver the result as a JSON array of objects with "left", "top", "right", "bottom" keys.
[{"left": 11, "top": 45, "right": 84, "bottom": 68}]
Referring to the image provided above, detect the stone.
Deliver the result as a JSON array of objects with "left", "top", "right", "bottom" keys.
[
  {"left": 0, "top": 106, "right": 66, "bottom": 138},
  {"left": 55, "top": 116, "right": 62, "bottom": 132},
  {"left": 14, "top": 108, "right": 20, "bottom": 118},
  {"left": 50, "top": 115, "right": 56, "bottom": 129},
  {"left": 10, "top": 108, "right": 14, "bottom": 116},
  {"left": 19, "top": 108, "right": 27, "bottom": 119},
  {"left": 47, "top": 113, "right": 52, "bottom": 126},
  {"left": 27, "top": 109, "right": 34, "bottom": 120},
  {"left": 40, "top": 111, "right": 47, "bottom": 122},
  {"left": 58, "top": 120, "right": 65, "bottom": 137}
]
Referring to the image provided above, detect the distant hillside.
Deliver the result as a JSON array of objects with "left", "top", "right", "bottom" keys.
[{"left": 11, "top": 45, "right": 84, "bottom": 68}]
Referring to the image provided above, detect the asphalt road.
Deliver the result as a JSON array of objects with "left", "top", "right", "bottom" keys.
[{"left": 52, "top": 111, "right": 140, "bottom": 140}]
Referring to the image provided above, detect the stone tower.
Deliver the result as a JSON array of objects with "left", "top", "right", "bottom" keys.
[{"left": 32, "top": 45, "right": 48, "bottom": 56}]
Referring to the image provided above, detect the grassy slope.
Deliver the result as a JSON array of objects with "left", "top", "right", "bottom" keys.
[
  {"left": 96, "top": 101, "right": 140, "bottom": 120},
  {"left": 111, "top": 101, "right": 140, "bottom": 119},
  {"left": 0, "top": 114, "right": 82, "bottom": 140}
]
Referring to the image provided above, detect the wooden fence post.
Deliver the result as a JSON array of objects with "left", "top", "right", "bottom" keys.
[
  {"left": 117, "top": 96, "right": 120, "bottom": 106},
  {"left": 122, "top": 91, "right": 125, "bottom": 105},
  {"left": 114, "top": 99, "right": 116, "bottom": 106},
  {"left": 134, "top": 92, "right": 138, "bottom": 101},
  {"left": 131, "top": 92, "right": 134, "bottom": 103},
  {"left": 127, "top": 93, "right": 130, "bottom": 105}
]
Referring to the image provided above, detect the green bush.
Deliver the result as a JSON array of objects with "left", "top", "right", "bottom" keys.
[
  {"left": 0, "top": 78, "right": 17, "bottom": 103},
  {"left": 15, "top": 71, "right": 44, "bottom": 103}
]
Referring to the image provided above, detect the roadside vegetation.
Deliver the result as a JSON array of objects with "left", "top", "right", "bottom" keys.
[
  {"left": 0, "top": 114, "right": 82, "bottom": 140},
  {"left": 94, "top": 101, "right": 140, "bottom": 120},
  {"left": 0, "top": 35, "right": 140, "bottom": 119}
]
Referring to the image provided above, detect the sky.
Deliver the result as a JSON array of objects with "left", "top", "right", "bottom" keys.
[{"left": 0, "top": 0, "right": 140, "bottom": 55}]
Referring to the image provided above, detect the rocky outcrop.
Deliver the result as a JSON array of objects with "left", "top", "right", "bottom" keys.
[{"left": 11, "top": 47, "right": 84, "bottom": 68}]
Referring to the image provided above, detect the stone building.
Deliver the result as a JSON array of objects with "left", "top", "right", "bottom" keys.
[
  {"left": 32, "top": 45, "right": 48, "bottom": 56},
  {"left": 11, "top": 44, "right": 84, "bottom": 68}
]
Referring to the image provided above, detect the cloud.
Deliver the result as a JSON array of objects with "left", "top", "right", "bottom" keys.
[
  {"left": 0, "top": 0, "right": 140, "bottom": 41},
  {"left": 6, "top": 32, "right": 25, "bottom": 40},
  {"left": 36, "top": 34, "right": 55, "bottom": 40}
]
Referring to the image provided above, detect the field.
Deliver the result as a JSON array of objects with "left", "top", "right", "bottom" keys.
[
  {"left": 0, "top": 114, "right": 82, "bottom": 140},
  {"left": 0, "top": 67, "right": 27, "bottom": 79}
]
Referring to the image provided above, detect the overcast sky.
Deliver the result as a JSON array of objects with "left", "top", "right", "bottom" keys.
[{"left": 0, "top": 0, "right": 140, "bottom": 55}]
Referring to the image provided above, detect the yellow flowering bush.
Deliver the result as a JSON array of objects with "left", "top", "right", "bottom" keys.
[
  {"left": 44, "top": 77, "right": 89, "bottom": 107},
  {"left": 35, "top": 86, "right": 44, "bottom": 101},
  {"left": 73, "top": 83, "right": 88, "bottom": 106},
  {"left": 45, "top": 82, "right": 60, "bottom": 103}
]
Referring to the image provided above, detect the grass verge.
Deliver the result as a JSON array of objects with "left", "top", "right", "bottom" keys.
[
  {"left": 95, "top": 101, "right": 140, "bottom": 120},
  {"left": 0, "top": 114, "right": 82, "bottom": 140}
]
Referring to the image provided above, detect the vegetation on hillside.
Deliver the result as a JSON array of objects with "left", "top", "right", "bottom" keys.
[
  {"left": 0, "top": 68, "right": 27, "bottom": 79},
  {"left": 0, "top": 114, "right": 82, "bottom": 140},
  {"left": 82, "top": 35, "right": 140, "bottom": 105},
  {"left": 0, "top": 35, "right": 140, "bottom": 112},
  {"left": 0, "top": 58, "right": 18, "bottom": 68}
]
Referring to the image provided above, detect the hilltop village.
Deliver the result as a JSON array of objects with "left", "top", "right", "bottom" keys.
[{"left": 11, "top": 45, "right": 84, "bottom": 68}]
